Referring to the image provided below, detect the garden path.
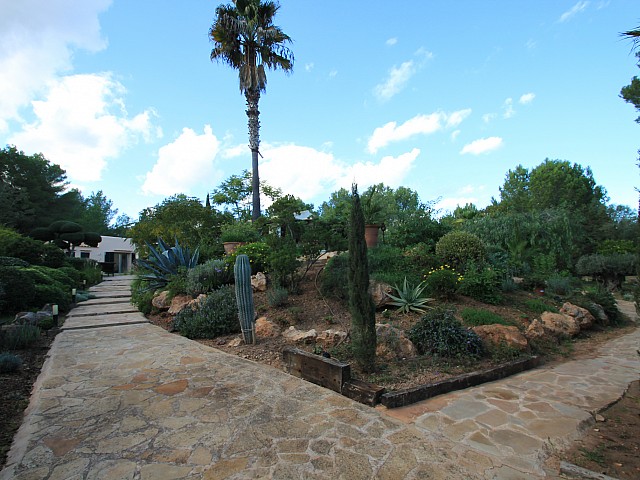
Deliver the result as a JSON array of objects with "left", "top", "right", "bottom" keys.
[{"left": 1, "top": 277, "right": 638, "bottom": 479}]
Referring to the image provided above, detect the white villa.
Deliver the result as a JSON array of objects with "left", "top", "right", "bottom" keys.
[{"left": 70, "top": 236, "right": 136, "bottom": 274}]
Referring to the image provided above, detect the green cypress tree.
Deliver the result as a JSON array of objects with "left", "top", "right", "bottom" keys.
[{"left": 348, "top": 184, "right": 376, "bottom": 372}]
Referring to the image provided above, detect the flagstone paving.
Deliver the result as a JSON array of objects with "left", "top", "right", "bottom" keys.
[{"left": 1, "top": 277, "right": 638, "bottom": 479}]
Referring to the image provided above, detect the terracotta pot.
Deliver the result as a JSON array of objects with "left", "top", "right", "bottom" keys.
[
  {"left": 223, "top": 241, "right": 244, "bottom": 255},
  {"left": 364, "top": 224, "right": 381, "bottom": 248}
]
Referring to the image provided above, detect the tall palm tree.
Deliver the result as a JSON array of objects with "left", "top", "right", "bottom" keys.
[{"left": 210, "top": 0, "right": 293, "bottom": 221}]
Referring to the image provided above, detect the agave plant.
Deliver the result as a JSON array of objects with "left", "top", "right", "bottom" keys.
[
  {"left": 387, "top": 277, "right": 434, "bottom": 314},
  {"left": 135, "top": 238, "right": 200, "bottom": 291}
]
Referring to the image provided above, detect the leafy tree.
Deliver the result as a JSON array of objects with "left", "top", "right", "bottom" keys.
[
  {"left": 266, "top": 194, "right": 311, "bottom": 239},
  {"left": 0, "top": 146, "right": 74, "bottom": 233},
  {"left": 209, "top": 0, "right": 294, "bottom": 221},
  {"left": 79, "top": 190, "right": 119, "bottom": 235},
  {"left": 30, "top": 221, "right": 101, "bottom": 254},
  {"left": 348, "top": 185, "right": 376, "bottom": 373},
  {"left": 129, "top": 194, "right": 230, "bottom": 258},
  {"left": 620, "top": 52, "right": 640, "bottom": 124},
  {"left": 211, "top": 170, "right": 281, "bottom": 220}
]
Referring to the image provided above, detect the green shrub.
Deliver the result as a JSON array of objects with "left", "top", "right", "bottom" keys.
[
  {"left": 173, "top": 285, "right": 239, "bottom": 338},
  {"left": 78, "top": 262, "right": 102, "bottom": 286},
  {"left": 0, "top": 352, "right": 23, "bottom": 373},
  {"left": 501, "top": 276, "right": 519, "bottom": 292},
  {"left": 423, "top": 265, "right": 461, "bottom": 300},
  {"left": 523, "top": 299, "right": 558, "bottom": 314},
  {"left": 402, "top": 243, "right": 440, "bottom": 272},
  {"left": 130, "top": 277, "right": 156, "bottom": 315},
  {"left": 40, "top": 243, "right": 67, "bottom": 268},
  {"left": 368, "top": 245, "right": 420, "bottom": 286},
  {"left": 457, "top": 264, "right": 503, "bottom": 304},
  {"left": 582, "top": 286, "right": 623, "bottom": 325},
  {"left": 408, "top": 307, "right": 485, "bottom": 359},
  {"left": 267, "top": 286, "right": 289, "bottom": 307},
  {"left": 186, "top": 259, "right": 233, "bottom": 295},
  {"left": 219, "top": 222, "right": 260, "bottom": 243},
  {"left": 32, "top": 266, "right": 76, "bottom": 290},
  {"left": 166, "top": 269, "right": 189, "bottom": 299},
  {"left": 489, "top": 341, "right": 526, "bottom": 363},
  {"left": 320, "top": 253, "right": 349, "bottom": 300},
  {"left": 435, "top": 231, "right": 486, "bottom": 271},
  {"left": 597, "top": 239, "right": 636, "bottom": 255},
  {"left": 545, "top": 273, "right": 576, "bottom": 296},
  {"left": 0, "top": 256, "right": 29, "bottom": 267},
  {"left": 267, "top": 237, "right": 302, "bottom": 292},
  {"left": 460, "top": 308, "right": 513, "bottom": 326},
  {"left": 0, "top": 325, "right": 41, "bottom": 349},
  {"left": 576, "top": 253, "right": 636, "bottom": 288},
  {"left": 34, "top": 283, "right": 70, "bottom": 312},
  {"left": 226, "top": 242, "right": 270, "bottom": 274},
  {"left": 0, "top": 266, "right": 36, "bottom": 313},
  {"left": 38, "top": 316, "right": 55, "bottom": 330}
]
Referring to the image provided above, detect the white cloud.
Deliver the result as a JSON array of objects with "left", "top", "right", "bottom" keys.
[
  {"left": 519, "top": 92, "right": 536, "bottom": 104},
  {"left": 329, "top": 70, "right": 338, "bottom": 78},
  {"left": 460, "top": 137, "right": 503, "bottom": 155},
  {"left": 436, "top": 196, "right": 479, "bottom": 213},
  {"left": 483, "top": 113, "right": 497, "bottom": 123},
  {"left": 0, "top": 0, "right": 112, "bottom": 130},
  {"left": 373, "top": 60, "right": 415, "bottom": 101},
  {"left": 367, "top": 110, "right": 470, "bottom": 154},
  {"left": 525, "top": 39, "right": 537, "bottom": 50},
  {"left": 451, "top": 130, "right": 461, "bottom": 141},
  {"left": 559, "top": 1, "right": 589, "bottom": 22},
  {"left": 222, "top": 143, "right": 248, "bottom": 158},
  {"left": 142, "top": 125, "right": 220, "bottom": 196},
  {"left": 304, "top": 62, "right": 314, "bottom": 72},
  {"left": 503, "top": 98, "right": 515, "bottom": 119},
  {"left": 259, "top": 145, "right": 419, "bottom": 202},
  {"left": 9, "top": 73, "right": 158, "bottom": 182},
  {"left": 386, "top": 38, "right": 398, "bottom": 46}
]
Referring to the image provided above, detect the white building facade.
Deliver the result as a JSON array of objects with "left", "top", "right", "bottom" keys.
[{"left": 71, "top": 236, "right": 136, "bottom": 274}]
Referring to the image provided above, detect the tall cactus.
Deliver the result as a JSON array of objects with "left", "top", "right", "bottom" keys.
[{"left": 234, "top": 254, "right": 255, "bottom": 344}]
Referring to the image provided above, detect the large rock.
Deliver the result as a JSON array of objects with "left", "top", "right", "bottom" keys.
[
  {"left": 472, "top": 324, "right": 529, "bottom": 351},
  {"left": 152, "top": 290, "right": 170, "bottom": 310},
  {"left": 370, "top": 281, "right": 393, "bottom": 309},
  {"left": 251, "top": 272, "right": 267, "bottom": 292},
  {"left": 560, "top": 302, "right": 595, "bottom": 330},
  {"left": 168, "top": 294, "right": 194, "bottom": 315},
  {"left": 14, "top": 311, "right": 51, "bottom": 326},
  {"left": 316, "top": 329, "right": 347, "bottom": 349},
  {"left": 375, "top": 323, "right": 418, "bottom": 360},
  {"left": 187, "top": 294, "right": 207, "bottom": 311},
  {"left": 282, "top": 326, "right": 317, "bottom": 344},
  {"left": 524, "top": 319, "right": 545, "bottom": 340},
  {"left": 255, "top": 317, "right": 281, "bottom": 338},
  {"left": 541, "top": 312, "right": 580, "bottom": 337},
  {"left": 587, "top": 302, "right": 609, "bottom": 326}
]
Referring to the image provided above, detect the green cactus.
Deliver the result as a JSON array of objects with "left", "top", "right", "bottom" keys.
[{"left": 234, "top": 254, "right": 255, "bottom": 344}]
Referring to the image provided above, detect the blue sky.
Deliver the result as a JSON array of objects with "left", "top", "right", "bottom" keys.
[{"left": 1, "top": 0, "right": 638, "bottom": 220}]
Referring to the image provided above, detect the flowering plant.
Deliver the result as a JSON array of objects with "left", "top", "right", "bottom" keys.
[{"left": 423, "top": 265, "right": 461, "bottom": 300}]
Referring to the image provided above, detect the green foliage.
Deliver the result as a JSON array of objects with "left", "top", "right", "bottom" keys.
[
  {"left": 130, "top": 277, "right": 156, "bottom": 315},
  {"left": 387, "top": 278, "right": 433, "bottom": 313},
  {"left": 435, "top": 231, "right": 486, "bottom": 271},
  {"left": 319, "top": 253, "right": 349, "bottom": 301},
  {"left": 225, "top": 242, "right": 269, "bottom": 274},
  {"left": 500, "top": 276, "right": 519, "bottom": 293},
  {"left": 219, "top": 221, "right": 260, "bottom": 243},
  {"left": 267, "top": 286, "right": 289, "bottom": 307},
  {"left": 211, "top": 170, "right": 283, "bottom": 221},
  {"left": 37, "top": 316, "right": 55, "bottom": 330},
  {"left": 186, "top": 259, "right": 233, "bottom": 296},
  {"left": 166, "top": 269, "right": 189, "bottom": 299},
  {"left": 136, "top": 237, "right": 200, "bottom": 291},
  {"left": 402, "top": 243, "right": 440, "bottom": 272},
  {"left": 523, "top": 299, "right": 558, "bottom": 314},
  {"left": 266, "top": 236, "right": 302, "bottom": 292},
  {"left": 457, "top": 264, "right": 503, "bottom": 305},
  {"left": 597, "top": 239, "right": 636, "bottom": 255},
  {"left": 0, "top": 266, "right": 35, "bottom": 314},
  {"left": 620, "top": 51, "right": 640, "bottom": 123},
  {"left": 460, "top": 308, "right": 513, "bottom": 326},
  {"left": 368, "top": 245, "right": 421, "bottom": 286},
  {"left": 583, "top": 286, "right": 623, "bottom": 325},
  {"left": 348, "top": 185, "right": 377, "bottom": 372},
  {"left": 34, "top": 283, "right": 70, "bottom": 312},
  {"left": 489, "top": 342, "right": 526, "bottom": 363},
  {"left": 576, "top": 253, "right": 636, "bottom": 288},
  {"left": 0, "top": 256, "right": 29, "bottom": 267},
  {"left": 0, "top": 325, "right": 41, "bottom": 350},
  {"left": 0, "top": 352, "right": 23, "bottom": 373},
  {"left": 545, "top": 273, "right": 576, "bottom": 296},
  {"left": 408, "top": 307, "right": 485, "bottom": 359},
  {"left": 423, "top": 265, "right": 461, "bottom": 300},
  {"left": 174, "top": 285, "right": 239, "bottom": 339}
]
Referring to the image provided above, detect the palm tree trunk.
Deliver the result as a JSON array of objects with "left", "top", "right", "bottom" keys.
[{"left": 246, "top": 89, "right": 261, "bottom": 221}]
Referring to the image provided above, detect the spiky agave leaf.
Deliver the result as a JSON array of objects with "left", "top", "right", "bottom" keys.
[{"left": 387, "top": 277, "right": 434, "bottom": 314}]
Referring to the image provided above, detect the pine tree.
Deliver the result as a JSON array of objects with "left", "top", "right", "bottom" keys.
[{"left": 348, "top": 184, "right": 376, "bottom": 372}]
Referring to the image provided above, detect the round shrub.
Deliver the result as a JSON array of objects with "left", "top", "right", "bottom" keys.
[
  {"left": 368, "top": 245, "right": 421, "bottom": 286},
  {"left": 320, "top": 253, "right": 349, "bottom": 301},
  {"left": 0, "top": 266, "right": 36, "bottom": 313},
  {"left": 34, "top": 283, "right": 70, "bottom": 312},
  {"left": 0, "top": 353, "right": 23, "bottom": 373},
  {"left": 186, "top": 259, "right": 233, "bottom": 296},
  {"left": 0, "top": 256, "right": 29, "bottom": 267},
  {"left": 130, "top": 277, "right": 156, "bottom": 315},
  {"left": 435, "top": 231, "right": 486, "bottom": 271},
  {"left": 423, "top": 265, "right": 461, "bottom": 300},
  {"left": 408, "top": 307, "right": 485, "bottom": 359},
  {"left": 225, "top": 242, "right": 270, "bottom": 274},
  {"left": 173, "top": 285, "right": 239, "bottom": 339}
]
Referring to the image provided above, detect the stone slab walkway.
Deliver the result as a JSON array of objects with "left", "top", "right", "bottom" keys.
[{"left": 1, "top": 277, "right": 638, "bottom": 479}]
